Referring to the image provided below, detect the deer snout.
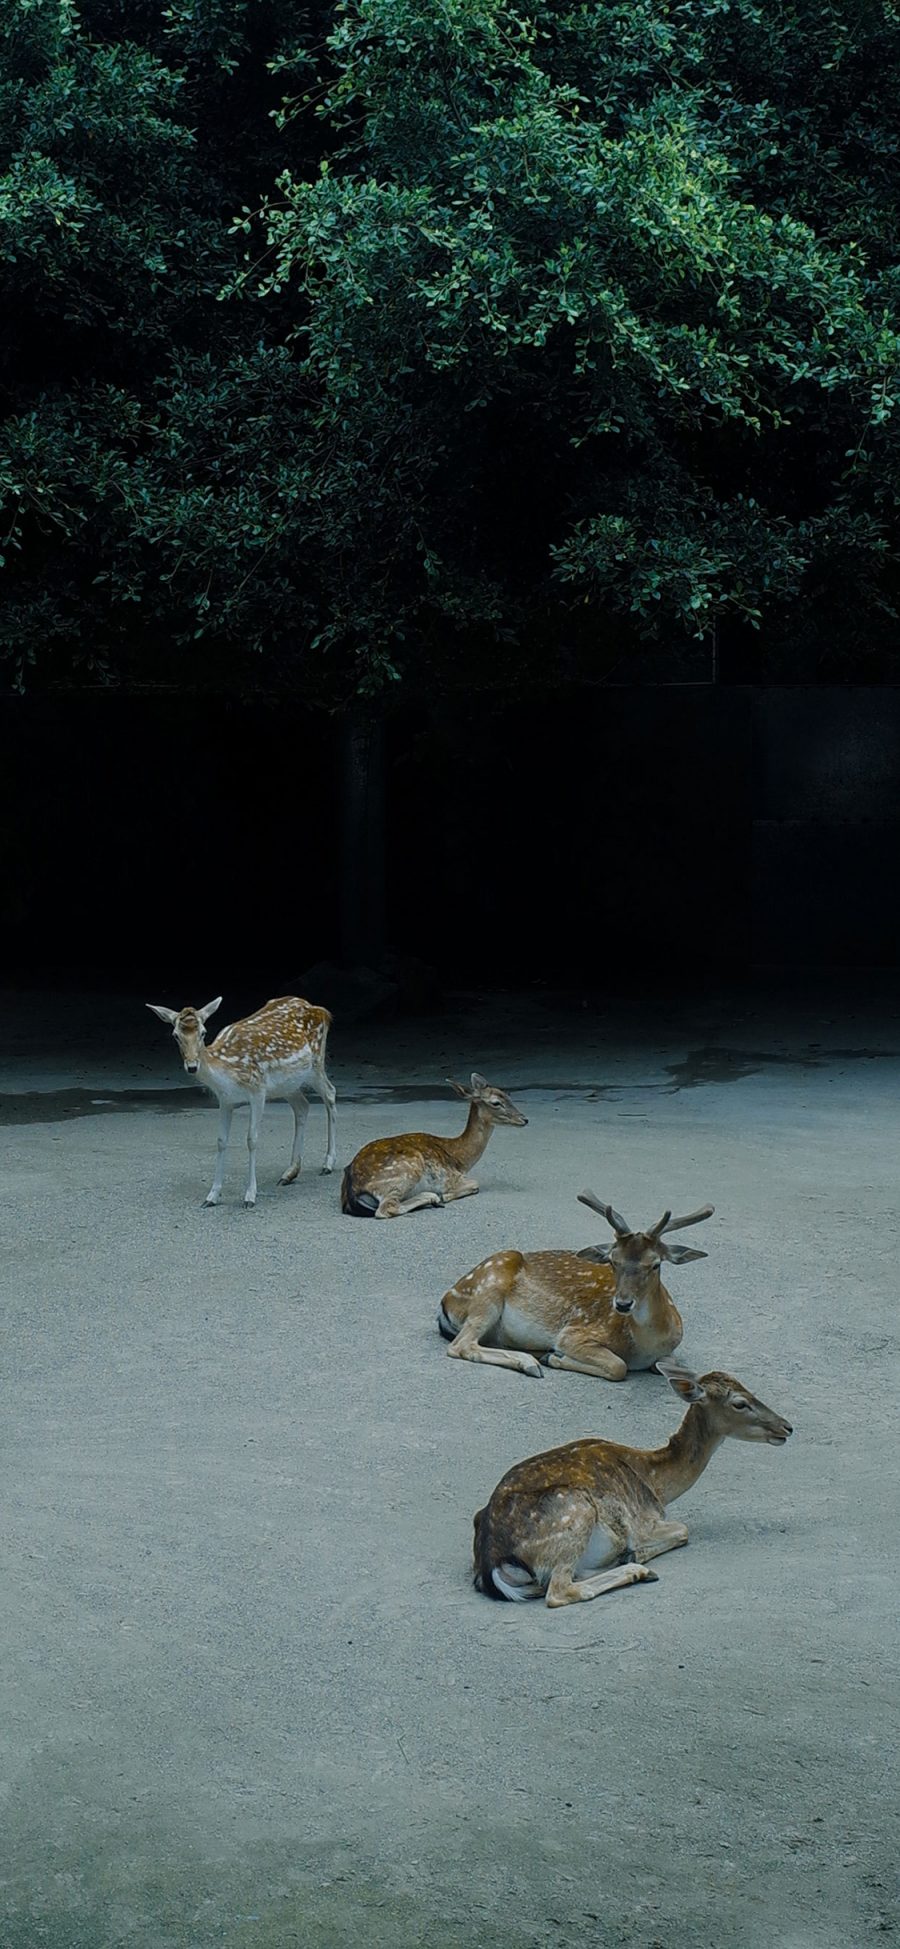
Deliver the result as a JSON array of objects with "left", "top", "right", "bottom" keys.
[
  {"left": 613, "top": 1297, "right": 634, "bottom": 1315},
  {"left": 184, "top": 1060, "right": 199, "bottom": 1074},
  {"left": 767, "top": 1420, "right": 793, "bottom": 1444}
]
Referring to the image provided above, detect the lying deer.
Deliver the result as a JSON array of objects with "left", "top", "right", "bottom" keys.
[
  {"left": 474, "top": 1360, "right": 793, "bottom": 1607},
  {"left": 341, "top": 1072, "right": 527, "bottom": 1219},
  {"left": 439, "top": 1193, "right": 713, "bottom": 1379},
  {"left": 146, "top": 994, "right": 336, "bottom": 1206}
]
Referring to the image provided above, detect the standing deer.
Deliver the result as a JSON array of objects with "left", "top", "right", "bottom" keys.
[
  {"left": 474, "top": 1360, "right": 793, "bottom": 1607},
  {"left": 439, "top": 1193, "right": 714, "bottom": 1379},
  {"left": 341, "top": 1072, "right": 527, "bottom": 1219},
  {"left": 146, "top": 995, "right": 336, "bottom": 1206}
]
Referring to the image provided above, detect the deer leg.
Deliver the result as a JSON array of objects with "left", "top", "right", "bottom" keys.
[
  {"left": 205, "top": 1105, "right": 233, "bottom": 1206},
  {"left": 544, "top": 1328, "right": 628, "bottom": 1382},
  {"left": 374, "top": 1190, "right": 444, "bottom": 1218},
  {"left": 450, "top": 1340, "right": 544, "bottom": 1379},
  {"left": 313, "top": 1068, "right": 337, "bottom": 1173},
  {"left": 442, "top": 1175, "right": 479, "bottom": 1202},
  {"left": 280, "top": 1093, "right": 310, "bottom": 1185},
  {"left": 443, "top": 1295, "right": 544, "bottom": 1380},
  {"left": 244, "top": 1096, "right": 264, "bottom": 1207},
  {"left": 545, "top": 1563, "right": 658, "bottom": 1608},
  {"left": 635, "top": 1520, "right": 689, "bottom": 1564}
]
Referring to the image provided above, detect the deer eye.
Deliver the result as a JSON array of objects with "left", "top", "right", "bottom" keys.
[{"left": 733, "top": 1400, "right": 749, "bottom": 1411}]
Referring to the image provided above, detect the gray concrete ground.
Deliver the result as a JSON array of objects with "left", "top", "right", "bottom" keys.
[{"left": 1, "top": 984, "right": 898, "bottom": 1949}]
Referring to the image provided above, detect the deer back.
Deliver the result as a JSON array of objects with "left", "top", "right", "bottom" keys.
[{"left": 208, "top": 996, "right": 331, "bottom": 1075}]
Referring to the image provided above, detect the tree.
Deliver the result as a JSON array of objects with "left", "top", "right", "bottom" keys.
[
  {"left": 4, "top": 1, "right": 900, "bottom": 700},
  {"left": 251, "top": 0, "right": 900, "bottom": 679},
  {"left": 0, "top": 0, "right": 328, "bottom": 691}
]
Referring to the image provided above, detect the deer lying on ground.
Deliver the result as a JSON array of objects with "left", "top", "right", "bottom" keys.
[
  {"left": 439, "top": 1192, "right": 713, "bottom": 1379},
  {"left": 146, "top": 995, "right": 336, "bottom": 1206},
  {"left": 341, "top": 1072, "right": 527, "bottom": 1219},
  {"left": 474, "top": 1360, "right": 793, "bottom": 1607}
]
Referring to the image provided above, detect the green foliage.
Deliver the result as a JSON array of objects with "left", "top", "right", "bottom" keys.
[
  {"left": 257, "top": 0, "right": 900, "bottom": 660},
  {"left": 2, "top": 0, "right": 900, "bottom": 694},
  {"left": 0, "top": 0, "right": 322, "bottom": 688}
]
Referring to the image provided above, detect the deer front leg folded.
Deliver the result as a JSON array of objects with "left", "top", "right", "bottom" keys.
[
  {"left": 633, "top": 1519, "right": 689, "bottom": 1563},
  {"left": 544, "top": 1325, "right": 628, "bottom": 1381},
  {"left": 443, "top": 1174, "right": 480, "bottom": 1202}
]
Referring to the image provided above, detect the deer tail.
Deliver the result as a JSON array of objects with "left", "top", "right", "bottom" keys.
[
  {"left": 341, "top": 1165, "right": 378, "bottom": 1217},
  {"left": 474, "top": 1505, "right": 539, "bottom": 1602}
]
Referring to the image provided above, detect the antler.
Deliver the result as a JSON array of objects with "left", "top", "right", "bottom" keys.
[
  {"left": 648, "top": 1204, "right": 715, "bottom": 1238},
  {"left": 577, "top": 1191, "right": 632, "bottom": 1237}
]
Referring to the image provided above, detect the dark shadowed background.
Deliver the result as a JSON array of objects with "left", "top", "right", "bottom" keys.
[{"left": 4, "top": 683, "right": 900, "bottom": 991}]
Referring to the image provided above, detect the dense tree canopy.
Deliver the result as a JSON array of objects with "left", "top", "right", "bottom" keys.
[{"left": 2, "top": 0, "right": 900, "bottom": 697}]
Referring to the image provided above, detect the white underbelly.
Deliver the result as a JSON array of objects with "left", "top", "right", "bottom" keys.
[
  {"left": 496, "top": 1304, "right": 551, "bottom": 1354},
  {"left": 205, "top": 1070, "right": 251, "bottom": 1108},
  {"left": 205, "top": 1059, "right": 317, "bottom": 1108},
  {"left": 573, "top": 1524, "right": 622, "bottom": 1578},
  {"left": 263, "top": 1061, "right": 317, "bottom": 1100}
]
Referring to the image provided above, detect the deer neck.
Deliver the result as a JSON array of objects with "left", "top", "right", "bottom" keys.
[
  {"left": 628, "top": 1271, "right": 667, "bottom": 1327},
  {"left": 619, "top": 1275, "right": 680, "bottom": 1355},
  {"left": 195, "top": 1042, "right": 227, "bottom": 1090},
  {"left": 631, "top": 1404, "right": 725, "bottom": 1507},
  {"left": 448, "top": 1100, "right": 494, "bottom": 1170}
]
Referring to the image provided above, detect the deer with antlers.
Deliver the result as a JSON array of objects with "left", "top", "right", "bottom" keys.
[
  {"left": 474, "top": 1360, "right": 793, "bottom": 1607},
  {"left": 146, "top": 995, "right": 336, "bottom": 1207},
  {"left": 439, "top": 1193, "right": 714, "bottom": 1378},
  {"left": 341, "top": 1072, "right": 528, "bottom": 1219}
]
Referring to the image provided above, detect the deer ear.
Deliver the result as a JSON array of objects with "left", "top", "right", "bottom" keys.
[
  {"left": 658, "top": 1360, "right": 706, "bottom": 1403},
  {"left": 576, "top": 1244, "right": 613, "bottom": 1265},
  {"left": 146, "top": 1003, "right": 177, "bottom": 1025},
  {"left": 662, "top": 1243, "right": 708, "bottom": 1265},
  {"left": 198, "top": 997, "right": 222, "bottom": 1023},
  {"left": 470, "top": 1071, "right": 489, "bottom": 1092},
  {"left": 446, "top": 1078, "right": 470, "bottom": 1098}
]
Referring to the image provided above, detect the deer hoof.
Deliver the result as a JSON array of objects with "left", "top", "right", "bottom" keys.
[{"left": 630, "top": 1566, "right": 659, "bottom": 1584}]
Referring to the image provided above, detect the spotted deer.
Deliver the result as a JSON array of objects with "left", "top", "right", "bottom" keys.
[
  {"left": 341, "top": 1072, "right": 527, "bottom": 1219},
  {"left": 146, "top": 995, "right": 336, "bottom": 1206},
  {"left": 439, "top": 1193, "right": 714, "bottom": 1379},
  {"left": 474, "top": 1360, "right": 793, "bottom": 1607}
]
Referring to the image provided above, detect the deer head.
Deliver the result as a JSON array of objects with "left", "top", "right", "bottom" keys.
[
  {"left": 146, "top": 997, "right": 222, "bottom": 1074},
  {"left": 576, "top": 1193, "right": 714, "bottom": 1314},
  {"left": 657, "top": 1362, "right": 793, "bottom": 1445},
  {"left": 447, "top": 1073, "right": 528, "bottom": 1127}
]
